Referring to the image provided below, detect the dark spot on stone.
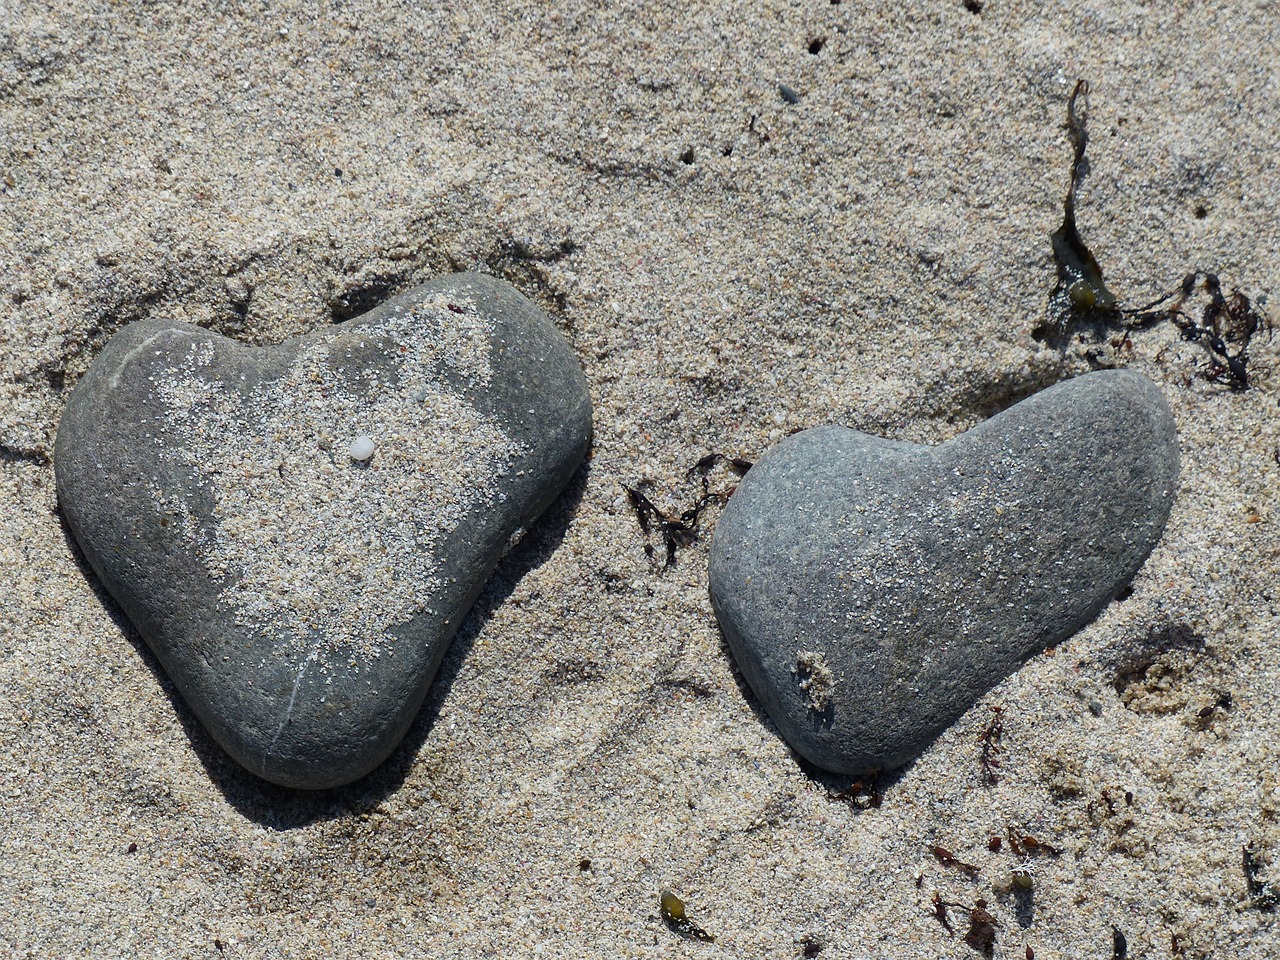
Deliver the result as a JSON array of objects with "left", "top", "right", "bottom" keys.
[
  {"left": 808, "top": 38, "right": 825, "bottom": 54},
  {"left": 679, "top": 147, "right": 695, "bottom": 164},
  {"left": 1194, "top": 204, "right": 1208, "bottom": 219}
]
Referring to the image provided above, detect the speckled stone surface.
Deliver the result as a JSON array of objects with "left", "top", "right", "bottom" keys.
[
  {"left": 55, "top": 273, "right": 591, "bottom": 789},
  {"left": 709, "top": 370, "right": 1179, "bottom": 776}
]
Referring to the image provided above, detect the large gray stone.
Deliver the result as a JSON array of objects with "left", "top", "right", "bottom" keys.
[
  {"left": 56, "top": 273, "right": 592, "bottom": 789},
  {"left": 709, "top": 370, "right": 1178, "bottom": 776}
]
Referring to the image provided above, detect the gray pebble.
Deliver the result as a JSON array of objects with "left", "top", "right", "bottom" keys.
[
  {"left": 708, "top": 370, "right": 1178, "bottom": 775},
  {"left": 56, "top": 273, "right": 592, "bottom": 789}
]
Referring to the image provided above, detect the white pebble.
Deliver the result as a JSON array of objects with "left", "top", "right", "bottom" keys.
[{"left": 348, "top": 434, "right": 375, "bottom": 461}]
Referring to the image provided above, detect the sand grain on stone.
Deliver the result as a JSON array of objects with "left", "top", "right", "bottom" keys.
[{"left": 151, "top": 295, "right": 521, "bottom": 666}]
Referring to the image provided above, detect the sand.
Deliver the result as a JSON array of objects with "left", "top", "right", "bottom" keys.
[{"left": 3, "top": 0, "right": 1279, "bottom": 956}]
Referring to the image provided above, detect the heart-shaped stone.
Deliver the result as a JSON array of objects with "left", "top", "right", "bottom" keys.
[
  {"left": 56, "top": 273, "right": 591, "bottom": 789},
  {"left": 709, "top": 370, "right": 1178, "bottom": 776}
]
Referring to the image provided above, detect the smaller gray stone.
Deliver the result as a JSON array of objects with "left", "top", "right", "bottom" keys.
[
  {"left": 56, "top": 273, "right": 592, "bottom": 789},
  {"left": 709, "top": 370, "right": 1178, "bottom": 776}
]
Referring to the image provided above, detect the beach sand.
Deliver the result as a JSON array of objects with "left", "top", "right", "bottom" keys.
[{"left": 2, "top": 1, "right": 1279, "bottom": 956}]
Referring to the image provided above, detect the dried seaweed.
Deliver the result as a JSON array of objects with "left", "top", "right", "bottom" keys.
[
  {"left": 624, "top": 454, "right": 750, "bottom": 567},
  {"left": 659, "top": 889, "right": 716, "bottom": 941},
  {"left": 1035, "top": 80, "right": 1266, "bottom": 390}
]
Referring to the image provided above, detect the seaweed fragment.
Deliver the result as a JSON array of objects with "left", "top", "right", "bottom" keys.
[
  {"left": 979, "top": 706, "right": 1003, "bottom": 787},
  {"left": 693, "top": 452, "right": 754, "bottom": 476},
  {"left": 825, "top": 773, "right": 883, "bottom": 810},
  {"left": 1034, "top": 81, "right": 1267, "bottom": 389},
  {"left": 624, "top": 454, "right": 750, "bottom": 567},
  {"left": 1111, "top": 925, "right": 1128, "bottom": 960},
  {"left": 1195, "top": 691, "right": 1233, "bottom": 725},
  {"left": 1006, "top": 825, "right": 1061, "bottom": 858},
  {"left": 930, "top": 892, "right": 1001, "bottom": 956},
  {"left": 963, "top": 900, "right": 999, "bottom": 957},
  {"left": 624, "top": 485, "right": 702, "bottom": 566},
  {"left": 1043, "top": 80, "right": 1120, "bottom": 336},
  {"left": 933, "top": 845, "right": 981, "bottom": 878},
  {"left": 659, "top": 889, "right": 716, "bottom": 941},
  {"left": 1242, "top": 842, "right": 1280, "bottom": 911},
  {"left": 1160, "top": 272, "right": 1261, "bottom": 389},
  {"left": 932, "top": 892, "right": 955, "bottom": 933},
  {"left": 1123, "top": 271, "right": 1263, "bottom": 389}
]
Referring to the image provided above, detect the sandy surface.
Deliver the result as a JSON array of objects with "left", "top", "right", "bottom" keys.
[{"left": 3, "top": 1, "right": 1280, "bottom": 956}]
